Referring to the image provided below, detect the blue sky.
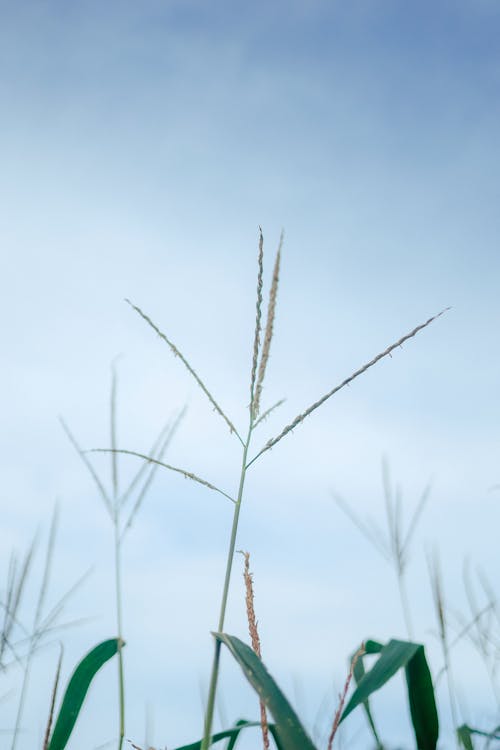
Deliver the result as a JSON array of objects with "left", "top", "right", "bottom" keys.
[{"left": 1, "top": 2, "right": 500, "bottom": 748}]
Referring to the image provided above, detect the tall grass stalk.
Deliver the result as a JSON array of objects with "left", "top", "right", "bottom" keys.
[
  {"left": 427, "top": 550, "right": 460, "bottom": 737},
  {"left": 334, "top": 460, "right": 431, "bottom": 640},
  {"left": 9, "top": 506, "right": 76, "bottom": 750},
  {"left": 62, "top": 367, "right": 184, "bottom": 750},
  {"left": 109, "top": 231, "right": 446, "bottom": 749}
]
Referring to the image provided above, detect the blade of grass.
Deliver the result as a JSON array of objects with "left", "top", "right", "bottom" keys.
[
  {"left": 351, "top": 644, "right": 384, "bottom": 749},
  {"left": 173, "top": 720, "right": 284, "bottom": 750},
  {"left": 47, "top": 638, "right": 123, "bottom": 750},
  {"left": 215, "top": 633, "right": 318, "bottom": 750},
  {"left": 340, "top": 639, "right": 420, "bottom": 722},
  {"left": 405, "top": 644, "right": 439, "bottom": 750}
]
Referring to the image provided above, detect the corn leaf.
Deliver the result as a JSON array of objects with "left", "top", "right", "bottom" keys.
[
  {"left": 352, "top": 640, "right": 384, "bottom": 749},
  {"left": 214, "top": 633, "right": 317, "bottom": 750},
  {"left": 405, "top": 644, "right": 439, "bottom": 750},
  {"left": 47, "top": 638, "right": 122, "bottom": 750},
  {"left": 173, "top": 719, "right": 284, "bottom": 750},
  {"left": 341, "top": 639, "right": 438, "bottom": 750}
]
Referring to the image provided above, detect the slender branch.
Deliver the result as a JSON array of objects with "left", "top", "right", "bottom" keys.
[
  {"left": 59, "top": 418, "right": 113, "bottom": 519},
  {"left": 126, "top": 299, "right": 243, "bottom": 444},
  {"left": 253, "top": 398, "right": 286, "bottom": 428},
  {"left": 90, "top": 449, "right": 235, "bottom": 504},
  {"left": 247, "top": 308, "right": 449, "bottom": 467}
]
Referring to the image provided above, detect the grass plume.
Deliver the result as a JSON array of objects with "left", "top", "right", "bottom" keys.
[
  {"left": 253, "top": 231, "right": 282, "bottom": 416},
  {"left": 240, "top": 551, "right": 269, "bottom": 750},
  {"left": 250, "top": 227, "right": 264, "bottom": 415}
]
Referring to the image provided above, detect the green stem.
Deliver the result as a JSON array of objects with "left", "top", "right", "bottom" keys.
[
  {"left": 114, "top": 519, "right": 125, "bottom": 750},
  {"left": 397, "top": 572, "right": 414, "bottom": 640},
  {"left": 201, "top": 422, "right": 253, "bottom": 750}
]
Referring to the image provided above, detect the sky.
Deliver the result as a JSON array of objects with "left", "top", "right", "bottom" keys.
[{"left": 1, "top": 1, "right": 500, "bottom": 748}]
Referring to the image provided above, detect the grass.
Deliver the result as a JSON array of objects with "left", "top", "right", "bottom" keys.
[{"left": 5, "top": 229, "right": 499, "bottom": 749}]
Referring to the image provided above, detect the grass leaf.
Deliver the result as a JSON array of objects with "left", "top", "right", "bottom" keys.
[
  {"left": 457, "top": 725, "right": 475, "bottom": 750},
  {"left": 340, "top": 639, "right": 420, "bottom": 722},
  {"left": 351, "top": 641, "right": 384, "bottom": 749},
  {"left": 172, "top": 719, "right": 284, "bottom": 750},
  {"left": 405, "top": 644, "right": 439, "bottom": 750},
  {"left": 341, "top": 639, "right": 438, "bottom": 750},
  {"left": 47, "top": 638, "right": 122, "bottom": 750},
  {"left": 215, "top": 633, "right": 317, "bottom": 750}
]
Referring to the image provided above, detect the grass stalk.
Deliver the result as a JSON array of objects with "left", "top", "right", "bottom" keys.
[
  {"left": 202, "top": 422, "right": 253, "bottom": 750},
  {"left": 63, "top": 365, "right": 182, "bottom": 750},
  {"left": 123, "top": 231, "right": 445, "bottom": 749},
  {"left": 114, "top": 520, "right": 125, "bottom": 750},
  {"left": 428, "top": 550, "right": 460, "bottom": 735}
]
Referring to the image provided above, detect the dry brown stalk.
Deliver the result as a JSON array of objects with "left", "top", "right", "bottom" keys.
[
  {"left": 126, "top": 299, "right": 243, "bottom": 444},
  {"left": 327, "top": 642, "right": 366, "bottom": 750},
  {"left": 250, "top": 229, "right": 264, "bottom": 412},
  {"left": 240, "top": 551, "right": 270, "bottom": 750},
  {"left": 248, "top": 307, "right": 450, "bottom": 467},
  {"left": 253, "top": 231, "right": 283, "bottom": 416}
]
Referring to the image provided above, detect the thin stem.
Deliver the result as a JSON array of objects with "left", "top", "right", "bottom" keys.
[
  {"left": 397, "top": 572, "right": 414, "bottom": 640},
  {"left": 201, "top": 422, "right": 253, "bottom": 750},
  {"left": 114, "top": 519, "right": 125, "bottom": 750}
]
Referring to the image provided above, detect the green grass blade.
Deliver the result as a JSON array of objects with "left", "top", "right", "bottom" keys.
[
  {"left": 340, "top": 639, "right": 420, "bottom": 723},
  {"left": 457, "top": 725, "right": 475, "bottom": 750},
  {"left": 352, "top": 641, "right": 384, "bottom": 749},
  {"left": 223, "top": 719, "right": 285, "bottom": 750},
  {"left": 215, "top": 633, "right": 317, "bottom": 750},
  {"left": 47, "top": 638, "right": 122, "bottom": 750},
  {"left": 225, "top": 719, "right": 252, "bottom": 750},
  {"left": 405, "top": 645, "right": 439, "bottom": 750},
  {"left": 173, "top": 720, "right": 284, "bottom": 750}
]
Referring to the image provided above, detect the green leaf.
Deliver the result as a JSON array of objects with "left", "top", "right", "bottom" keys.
[
  {"left": 456, "top": 725, "right": 500, "bottom": 747},
  {"left": 341, "top": 639, "right": 438, "bottom": 750},
  {"left": 457, "top": 725, "right": 475, "bottom": 750},
  {"left": 352, "top": 642, "right": 384, "bottom": 749},
  {"left": 340, "top": 640, "right": 420, "bottom": 723},
  {"left": 226, "top": 719, "right": 250, "bottom": 750},
  {"left": 47, "top": 638, "right": 122, "bottom": 750},
  {"left": 215, "top": 633, "right": 317, "bottom": 750},
  {"left": 405, "top": 644, "right": 439, "bottom": 750},
  {"left": 173, "top": 720, "right": 284, "bottom": 750}
]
